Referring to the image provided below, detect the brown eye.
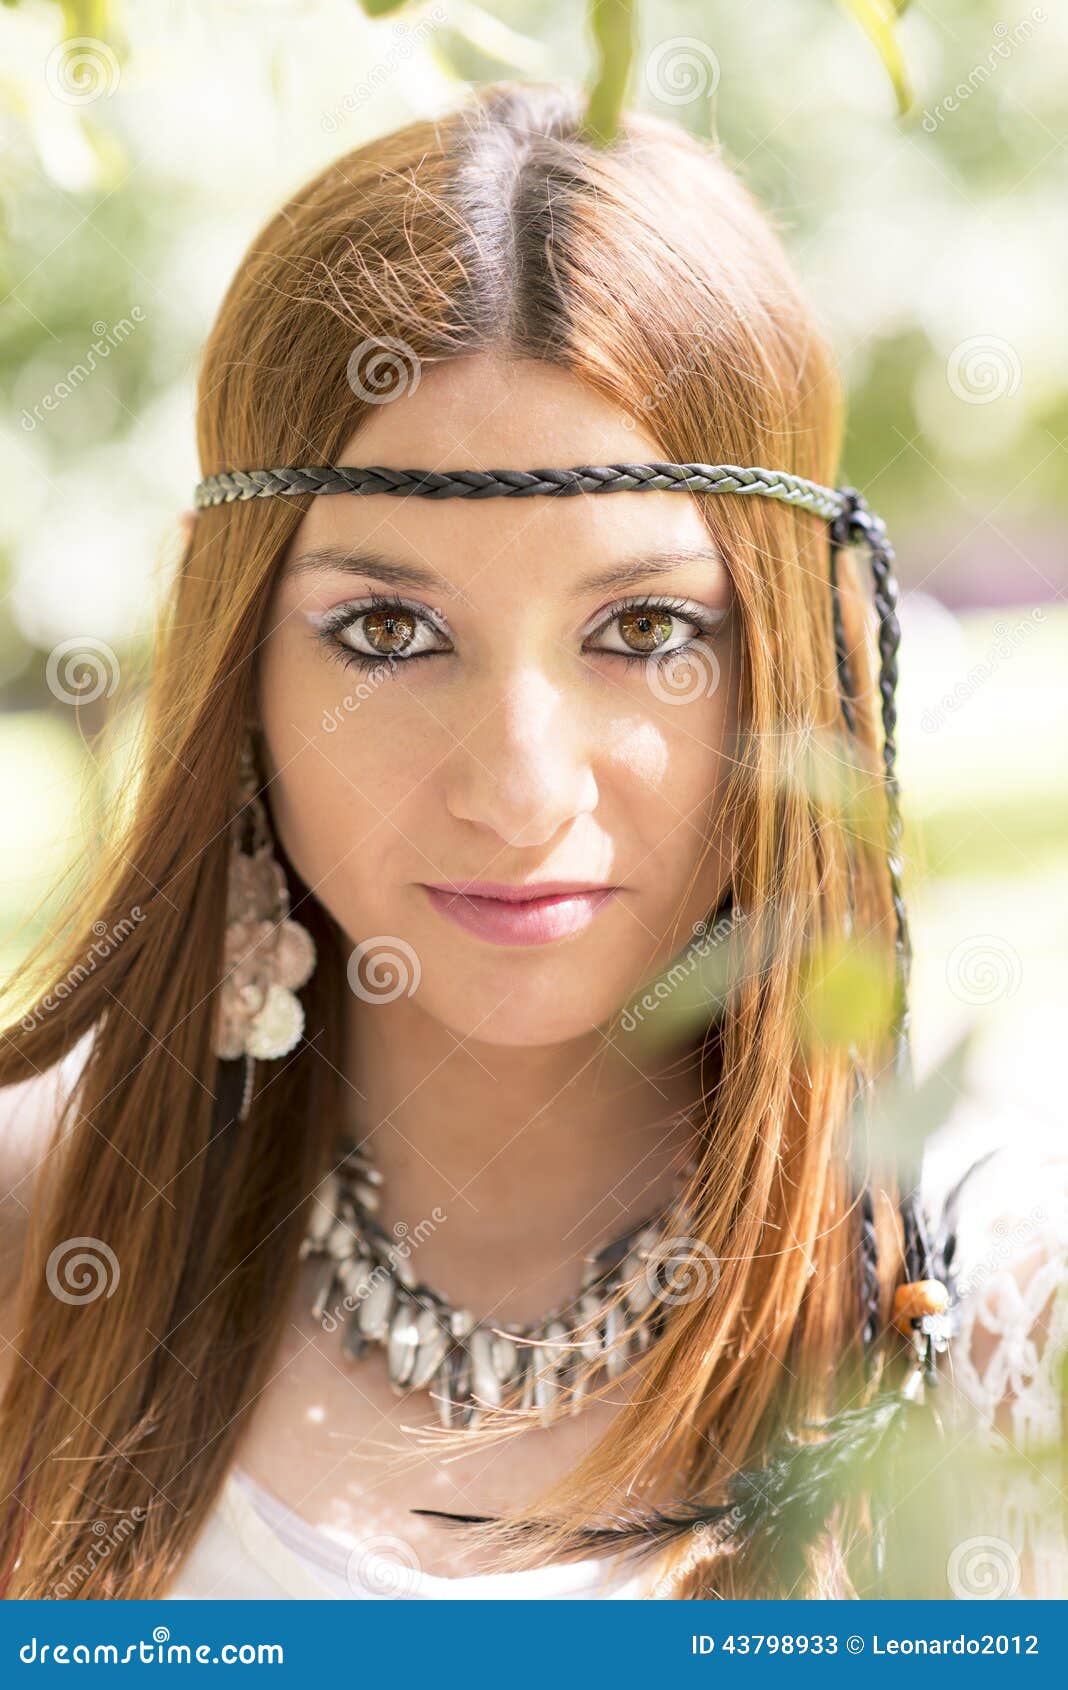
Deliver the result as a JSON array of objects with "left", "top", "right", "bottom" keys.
[
  {"left": 321, "top": 597, "right": 451, "bottom": 670},
  {"left": 360, "top": 608, "right": 417, "bottom": 656},
  {"left": 616, "top": 609, "right": 674, "bottom": 654},
  {"left": 586, "top": 598, "right": 723, "bottom": 663}
]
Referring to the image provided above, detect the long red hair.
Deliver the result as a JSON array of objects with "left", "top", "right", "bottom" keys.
[{"left": 0, "top": 80, "right": 905, "bottom": 1598}]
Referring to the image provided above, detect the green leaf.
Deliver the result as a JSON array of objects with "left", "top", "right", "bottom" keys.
[
  {"left": 580, "top": 0, "right": 637, "bottom": 146},
  {"left": 847, "top": 1025, "right": 977, "bottom": 1191},
  {"left": 835, "top": 0, "right": 914, "bottom": 115},
  {"left": 59, "top": 0, "right": 114, "bottom": 37},
  {"left": 356, "top": 0, "right": 413, "bottom": 17}
]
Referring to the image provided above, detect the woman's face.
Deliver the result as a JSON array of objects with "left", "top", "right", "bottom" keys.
[{"left": 256, "top": 352, "right": 741, "bottom": 1047}]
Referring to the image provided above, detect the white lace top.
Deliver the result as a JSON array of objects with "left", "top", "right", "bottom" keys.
[
  {"left": 918, "top": 1106, "right": 1068, "bottom": 1600},
  {"left": 163, "top": 1116, "right": 1067, "bottom": 1601}
]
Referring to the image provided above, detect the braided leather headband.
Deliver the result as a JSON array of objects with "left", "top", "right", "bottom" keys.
[
  {"left": 196, "top": 460, "right": 847, "bottom": 516},
  {"left": 197, "top": 458, "right": 921, "bottom": 1364}
]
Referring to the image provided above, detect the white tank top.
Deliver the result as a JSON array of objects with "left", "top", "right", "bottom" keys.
[{"left": 165, "top": 1468, "right": 657, "bottom": 1600}]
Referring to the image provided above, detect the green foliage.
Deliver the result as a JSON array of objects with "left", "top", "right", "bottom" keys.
[
  {"left": 1, "top": 0, "right": 920, "bottom": 143},
  {"left": 836, "top": 0, "right": 913, "bottom": 112},
  {"left": 579, "top": 0, "right": 636, "bottom": 143},
  {"left": 847, "top": 1027, "right": 976, "bottom": 1188}
]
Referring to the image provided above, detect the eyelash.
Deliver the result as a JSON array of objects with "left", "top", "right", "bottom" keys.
[{"left": 313, "top": 591, "right": 729, "bottom": 676}]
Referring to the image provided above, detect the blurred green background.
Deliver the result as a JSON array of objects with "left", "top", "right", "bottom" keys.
[{"left": 1, "top": 0, "right": 1065, "bottom": 1156}]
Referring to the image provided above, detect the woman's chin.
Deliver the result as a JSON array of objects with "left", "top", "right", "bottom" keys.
[{"left": 400, "top": 970, "right": 636, "bottom": 1050}]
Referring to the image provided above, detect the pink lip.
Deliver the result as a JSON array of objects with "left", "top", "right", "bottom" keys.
[{"left": 420, "top": 881, "right": 621, "bottom": 947}]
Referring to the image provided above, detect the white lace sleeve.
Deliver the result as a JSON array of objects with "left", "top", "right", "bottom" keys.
[{"left": 922, "top": 1115, "right": 1068, "bottom": 1599}]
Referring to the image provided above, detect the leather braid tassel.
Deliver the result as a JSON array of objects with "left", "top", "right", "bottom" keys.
[{"left": 829, "top": 487, "right": 912, "bottom": 1085}]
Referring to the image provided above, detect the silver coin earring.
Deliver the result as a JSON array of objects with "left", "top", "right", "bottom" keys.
[{"left": 212, "top": 729, "right": 317, "bottom": 1120}]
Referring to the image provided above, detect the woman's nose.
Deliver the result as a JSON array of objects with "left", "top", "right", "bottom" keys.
[{"left": 443, "top": 664, "right": 599, "bottom": 848}]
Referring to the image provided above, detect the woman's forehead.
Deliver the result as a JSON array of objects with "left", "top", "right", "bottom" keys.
[
  {"left": 332, "top": 349, "right": 664, "bottom": 466},
  {"left": 281, "top": 487, "right": 725, "bottom": 607}
]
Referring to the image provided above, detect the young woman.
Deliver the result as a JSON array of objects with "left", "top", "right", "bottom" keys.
[{"left": 1, "top": 80, "right": 1064, "bottom": 1602}]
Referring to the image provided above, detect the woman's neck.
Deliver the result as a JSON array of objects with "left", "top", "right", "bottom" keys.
[{"left": 341, "top": 994, "right": 708, "bottom": 1325}]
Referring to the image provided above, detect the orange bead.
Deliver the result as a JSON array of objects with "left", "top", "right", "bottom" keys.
[{"left": 892, "top": 1279, "right": 949, "bottom": 1335}]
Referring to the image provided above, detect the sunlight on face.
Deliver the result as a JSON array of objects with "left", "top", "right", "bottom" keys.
[{"left": 256, "top": 352, "right": 741, "bottom": 1047}]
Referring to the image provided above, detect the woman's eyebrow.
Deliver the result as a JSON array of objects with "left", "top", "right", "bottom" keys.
[
  {"left": 286, "top": 542, "right": 723, "bottom": 598},
  {"left": 286, "top": 546, "right": 450, "bottom": 594},
  {"left": 569, "top": 545, "right": 723, "bottom": 598}
]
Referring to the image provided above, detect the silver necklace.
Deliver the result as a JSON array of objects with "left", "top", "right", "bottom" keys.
[{"left": 301, "top": 1136, "right": 701, "bottom": 1430}]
